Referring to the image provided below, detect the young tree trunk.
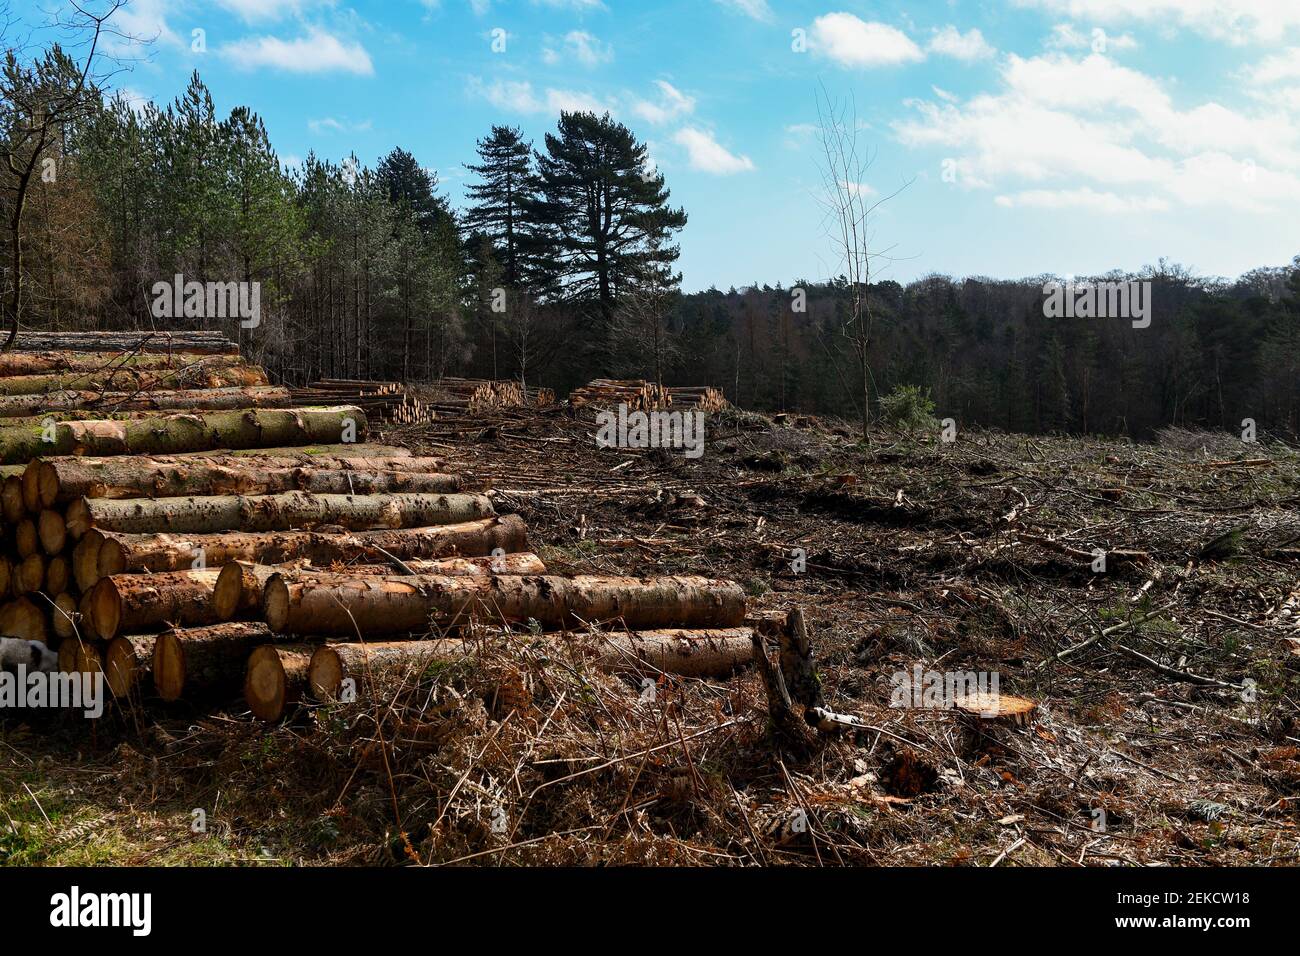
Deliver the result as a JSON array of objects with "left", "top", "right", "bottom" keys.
[
  {"left": 66, "top": 490, "right": 493, "bottom": 537},
  {"left": 264, "top": 573, "right": 746, "bottom": 637}
]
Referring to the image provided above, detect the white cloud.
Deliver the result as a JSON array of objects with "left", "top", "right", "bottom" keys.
[
  {"left": 632, "top": 80, "right": 695, "bottom": 124},
  {"left": 543, "top": 30, "right": 613, "bottom": 67},
  {"left": 811, "top": 14, "right": 924, "bottom": 68},
  {"left": 1015, "top": 1, "right": 1300, "bottom": 44},
  {"left": 308, "top": 117, "right": 373, "bottom": 134},
  {"left": 714, "top": 0, "right": 773, "bottom": 21},
  {"left": 673, "top": 127, "right": 755, "bottom": 174},
  {"left": 470, "top": 78, "right": 612, "bottom": 115},
  {"left": 994, "top": 187, "right": 1169, "bottom": 213},
  {"left": 1246, "top": 48, "right": 1300, "bottom": 85},
  {"left": 1045, "top": 23, "right": 1137, "bottom": 52},
  {"left": 215, "top": 0, "right": 311, "bottom": 22},
  {"left": 220, "top": 29, "right": 374, "bottom": 75},
  {"left": 894, "top": 51, "right": 1300, "bottom": 212},
  {"left": 929, "top": 26, "right": 995, "bottom": 61},
  {"left": 530, "top": 0, "right": 606, "bottom": 10}
]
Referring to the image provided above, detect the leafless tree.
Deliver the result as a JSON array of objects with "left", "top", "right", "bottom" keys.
[
  {"left": 0, "top": 0, "right": 127, "bottom": 350},
  {"left": 813, "top": 86, "right": 911, "bottom": 439}
]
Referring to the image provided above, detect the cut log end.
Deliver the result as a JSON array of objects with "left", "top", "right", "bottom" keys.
[
  {"left": 90, "top": 577, "right": 123, "bottom": 643},
  {"left": 244, "top": 644, "right": 311, "bottom": 722},
  {"left": 263, "top": 574, "right": 290, "bottom": 631},
  {"left": 106, "top": 636, "right": 155, "bottom": 697},
  {"left": 953, "top": 693, "right": 1037, "bottom": 726},
  {"left": 213, "top": 562, "right": 246, "bottom": 621},
  {"left": 152, "top": 630, "right": 185, "bottom": 701}
]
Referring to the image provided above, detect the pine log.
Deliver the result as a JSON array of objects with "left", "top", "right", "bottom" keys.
[
  {"left": 152, "top": 622, "right": 279, "bottom": 701},
  {"left": 66, "top": 491, "right": 493, "bottom": 538},
  {"left": 307, "top": 628, "right": 757, "bottom": 699},
  {"left": 0, "top": 406, "right": 367, "bottom": 465},
  {"left": 73, "top": 532, "right": 104, "bottom": 591},
  {"left": 78, "top": 591, "right": 100, "bottom": 639},
  {"left": 37, "top": 509, "right": 66, "bottom": 555},
  {"left": 0, "top": 363, "right": 267, "bottom": 397},
  {"left": 9, "top": 331, "right": 236, "bottom": 355},
  {"left": 14, "top": 554, "right": 44, "bottom": 595},
  {"left": 51, "top": 592, "right": 78, "bottom": 641},
  {"left": 15, "top": 517, "right": 37, "bottom": 557},
  {"left": 0, "top": 555, "right": 11, "bottom": 600},
  {"left": 264, "top": 573, "right": 747, "bottom": 637},
  {"left": 1, "top": 475, "right": 23, "bottom": 522},
  {"left": 44, "top": 556, "right": 70, "bottom": 596},
  {"left": 91, "top": 515, "right": 529, "bottom": 580},
  {"left": 244, "top": 644, "right": 314, "bottom": 721},
  {"left": 90, "top": 569, "right": 230, "bottom": 641},
  {"left": 105, "top": 635, "right": 157, "bottom": 697},
  {"left": 213, "top": 552, "right": 548, "bottom": 620},
  {"left": 36, "top": 455, "right": 452, "bottom": 504},
  {"left": 0, "top": 350, "right": 245, "bottom": 377},
  {"left": 0, "top": 597, "right": 47, "bottom": 643},
  {"left": 0, "top": 385, "right": 291, "bottom": 420}
]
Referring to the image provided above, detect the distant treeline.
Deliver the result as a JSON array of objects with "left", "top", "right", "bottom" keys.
[
  {"left": 4, "top": 54, "right": 1298, "bottom": 441},
  {"left": 671, "top": 263, "right": 1300, "bottom": 440}
]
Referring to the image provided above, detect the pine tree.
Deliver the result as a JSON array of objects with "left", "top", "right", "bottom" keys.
[
  {"left": 526, "top": 111, "right": 686, "bottom": 362},
  {"left": 463, "top": 126, "right": 536, "bottom": 289}
]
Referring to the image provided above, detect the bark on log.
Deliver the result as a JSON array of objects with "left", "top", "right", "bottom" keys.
[
  {"left": 264, "top": 573, "right": 747, "bottom": 637},
  {"left": 0, "top": 385, "right": 291, "bottom": 419},
  {"left": 105, "top": 635, "right": 156, "bottom": 698},
  {"left": 308, "top": 628, "right": 757, "bottom": 700},
  {"left": 214, "top": 552, "right": 548, "bottom": 620},
  {"left": 9, "top": 331, "right": 236, "bottom": 355},
  {"left": 0, "top": 596, "right": 47, "bottom": 643},
  {"left": 0, "top": 406, "right": 367, "bottom": 465},
  {"left": 66, "top": 490, "right": 492, "bottom": 538},
  {"left": 152, "top": 622, "right": 278, "bottom": 702},
  {"left": 90, "top": 569, "right": 230, "bottom": 641},
  {"left": 244, "top": 644, "right": 314, "bottom": 722},
  {"left": 0, "top": 363, "right": 267, "bottom": 397},
  {"left": 0, "top": 351, "right": 247, "bottom": 378},
  {"left": 37, "top": 455, "right": 451, "bottom": 504},
  {"left": 91, "top": 515, "right": 529, "bottom": 581}
]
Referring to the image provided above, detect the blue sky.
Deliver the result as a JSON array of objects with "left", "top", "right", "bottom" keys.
[{"left": 22, "top": 0, "right": 1300, "bottom": 291}]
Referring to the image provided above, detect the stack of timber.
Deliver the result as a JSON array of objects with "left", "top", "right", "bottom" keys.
[
  {"left": 421, "top": 377, "right": 555, "bottom": 416},
  {"left": 569, "top": 379, "right": 729, "bottom": 413},
  {"left": 4, "top": 331, "right": 765, "bottom": 727},
  {"left": 289, "top": 379, "right": 430, "bottom": 425}
]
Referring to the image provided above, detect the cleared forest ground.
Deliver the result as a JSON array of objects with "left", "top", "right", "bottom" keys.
[{"left": 3, "top": 408, "right": 1299, "bottom": 865}]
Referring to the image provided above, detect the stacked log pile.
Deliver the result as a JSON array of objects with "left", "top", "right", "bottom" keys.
[
  {"left": 289, "top": 379, "right": 431, "bottom": 426},
  {"left": 4, "top": 331, "right": 764, "bottom": 725},
  {"left": 420, "top": 377, "right": 555, "bottom": 416},
  {"left": 569, "top": 379, "right": 729, "bottom": 412}
]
